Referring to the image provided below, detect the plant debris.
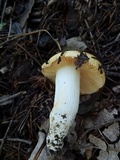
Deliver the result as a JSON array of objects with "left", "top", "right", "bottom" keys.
[
  {"left": 88, "top": 134, "right": 107, "bottom": 151},
  {"left": 102, "top": 122, "right": 119, "bottom": 142},
  {"left": 0, "top": 0, "right": 120, "bottom": 159}
]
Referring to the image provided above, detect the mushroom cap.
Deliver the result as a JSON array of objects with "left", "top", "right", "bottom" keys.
[{"left": 41, "top": 51, "right": 105, "bottom": 94}]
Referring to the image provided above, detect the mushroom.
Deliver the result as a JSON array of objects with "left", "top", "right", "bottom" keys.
[{"left": 41, "top": 51, "right": 105, "bottom": 151}]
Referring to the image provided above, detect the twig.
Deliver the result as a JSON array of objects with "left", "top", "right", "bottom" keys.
[
  {"left": 0, "top": 91, "right": 26, "bottom": 106},
  {"left": 106, "top": 66, "right": 120, "bottom": 71},
  {"left": 16, "top": 43, "right": 41, "bottom": 66},
  {"left": 1, "top": 0, "right": 8, "bottom": 23},
  {"left": 102, "top": 32, "right": 120, "bottom": 48},
  {"left": 0, "top": 36, "right": 20, "bottom": 46},
  {"left": 106, "top": 71, "right": 120, "bottom": 77},
  {"left": 0, "top": 109, "right": 17, "bottom": 155},
  {"left": 47, "top": 0, "right": 57, "bottom": 6},
  {"left": 7, "top": 18, "right": 12, "bottom": 41},
  {"left": 29, "top": 131, "right": 55, "bottom": 160},
  {"left": 84, "top": 19, "right": 97, "bottom": 53},
  {"left": 0, "top": 29, "right": 61, "bottom": 51},
  {"left": 0, "top": 138, "right": 32, "bottom": 145}
]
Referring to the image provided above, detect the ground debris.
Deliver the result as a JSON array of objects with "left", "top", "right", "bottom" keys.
[
  {"left": 83, "top": 108, "right": 118, "bottom": 129},
  {"left": 29, "top": 131, "right": 54, "bottom": 160},
  {"left": 88, "top": 134, "right": 107, "bottom": 151},
  {"left": 0, "top": 0, "right": 120, "bottom": 159},
  {"left": 0, "top": 91, "right": 26, "bottom": 106},
  {"left": 97, "top": 150, "right": 119, "bottom": 160},
  {"left": 102, "top": 122, "right": 119, "bottom": 142}
]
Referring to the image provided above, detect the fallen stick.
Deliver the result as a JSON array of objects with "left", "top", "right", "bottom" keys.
[{"left": 29, "top": 131, "right": 54, "bottom": 160}]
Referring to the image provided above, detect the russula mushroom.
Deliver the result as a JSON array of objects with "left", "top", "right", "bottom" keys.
[{"left": 41, "top": 51, "right": 105, "bottom": 151}]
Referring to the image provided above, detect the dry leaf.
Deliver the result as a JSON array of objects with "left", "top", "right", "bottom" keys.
[
  {"left": 0, "top": 66, "right": 8, "bottom": 74},
  {"left": 85, "top": 146, "right": 93, "bottom": 160},
  {"left": 88, "top": 134, "right": 107, "bottom": 151},
  {"left": 97, "top": 139, "right": 120, "bottom": 160},
  {"left": 19, "top": 0, "right": 35, "bottom": 28},
  {"left": 112, "top": 85, "right": 120, "bottom": 93},
  {"left": 83, "top": 109, "right": 118, "bottom": 129},
  {"left": 62, "top": 37, "right": 87, "bottom": 52},
  {"left": 66, "top": 37, "right": 87, "bottom": 51},
  {"left": 102, "top": 123, "right": 119, "bottom": 142},
  {"left": 67, "top": 121, "right": 77, "bottom": 143},
  {"left": 97, "top": 150, "right": 119, "bottom": 160},
  {"left": 40, "top": 119, "right": 49, "bottom": 133},
  {"left": 115, "top": 140, "right": 120, "bottom": 149}
]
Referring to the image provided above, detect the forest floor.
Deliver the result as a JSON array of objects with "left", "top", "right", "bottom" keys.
[{"left": 0, "top": 0, "right": 120, "bottom": 160}]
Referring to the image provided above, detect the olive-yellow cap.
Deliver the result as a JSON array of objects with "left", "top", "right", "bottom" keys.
[{"left": 41, "top": 50, "right": 105, "bottom": 94}]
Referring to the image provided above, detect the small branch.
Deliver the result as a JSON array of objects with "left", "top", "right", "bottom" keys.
[
  {"left": 106, "top": 71, "right": 120, "bottom": 77},
  {"left": 7, "top": 18, "right": 12, "bottom": 41},
  {"left": 16, "top": 43, "right": 41, "bottom": 67},
  {"left": 1, "top": 0, "right": 8, "bottom": 23},
  {"left": 102, "top": 32, "right": 120, "bottom": 48},
  {"left": 29, "top": 132, "right": 53, "bottom": 160},
  {"left": 0, "top": 138, "right": 32, "bottom": 145},
  {"left": 0, "top": 91, "right": 26, "bottom": 106},
  {"left": 84, "top": 19, "right": 97, "bottom": 53},
  {"left": 0, "top": 110, "right": 17, "bottom": 155},
  {"left": 0, "top": 29, "right": 61, "bottom": 51}
]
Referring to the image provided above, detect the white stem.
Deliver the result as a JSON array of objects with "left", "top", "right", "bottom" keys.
[{"left": 46, "top": 65, "right": 80, "bottom": 151}]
